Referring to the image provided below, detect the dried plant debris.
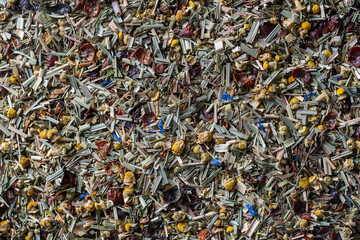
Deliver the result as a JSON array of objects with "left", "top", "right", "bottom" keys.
[{"left": 0, "top": 0, "right": 360, "bottom": 239}]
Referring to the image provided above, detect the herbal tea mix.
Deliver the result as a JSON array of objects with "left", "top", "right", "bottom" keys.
[{"left": 0, "top": 0, "right": 359, "bottom": 239}]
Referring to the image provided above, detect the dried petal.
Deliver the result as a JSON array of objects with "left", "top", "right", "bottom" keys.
[
  {"left": 105, "top": 161, "right": 122, "bottom": 176},
  {"left": 84, "top": 0, "right": 101, "bottom": 18},
  {"left": 95, "top": 140, "right": 111, "bottom": 157},
  {"left": 142, "top": 111, "right": 157, "bottom": 126},
  {"left": 132, "top": 47, "right": 152, "bottom": 65},
  {"left": 107, "top": 188, "right": 123, "bottom": 205},
  {"left": 80, "top": 43, "right": 96, "bottom": 61},
  {"left": 292, "top": 68, "right": 312, "bottom": 84},
  {"left": 328, "top": 15, "right": 340, "bottom": 31},
  {"left": 179, "top": 25, "right": 194, "bottom": 38},
  {"left": 347, "top": 47, "right": 360, "bottom": 68}
]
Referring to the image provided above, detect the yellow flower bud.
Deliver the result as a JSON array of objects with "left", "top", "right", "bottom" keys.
[
  {"left": 238, "top": 140, "right": 247, "bottom": 149},
  {"left": 7, "top": 107, "right": 17, "bottom": 118},
  {"left": 223, "top": 178, "right": 236, "bottom": 191},
  {"left": 27, "top": 201, "right": 38, "bottom": 210},
  {"left": 172, "top": 139, "right": 185, "bottom": 155},
  {"left": 226, "top": 226, "right": 234, "bottom": 233},
  {"left": 124, "top": 172, "right": 136, "bottom": 186},
  {"left": 298, "top": 126, "right": 309, "bottom": 135},
  {"left": 198, "top": 131, "right": 213, "bottom": 144},
  {"left": 46, "top": 128, "right": 58, "bottom": 139},
  {"left": 20, "top": 156, "right": 30, "bottom": 168},
  {"left": 200, "top": 152, "right": 210, "bottom": 163},
  {"left": 288, "top": 76, "right": 295, "bottom": 84},
  {"left": 10, "top": 75, "right": 19, "bottom": 84},
  {"left": 84, "top": 200, "right": 95, "bottom": 212},
  {"left": 193, "top": 145, "right": 203, "bottom": 154},
  {"left": 322, "top": 50, "right": 331, "bottom": 59},
  {"left": 301, "top": 21, "right": 311, "bottom": 30},
  {"left": 312, "top": 4, "right": 320, "bottom": 14},
  {"left": 263, "top": 61, "right": 269, "bottom": 70},
  {"left": 299, "top": 177, "right": 309, "bottom": 189},
  {"left": 177, "top": 222, "right": 189, "bottom": 232},
  {"left": 219, "top": 209, "right": 227, "bottom": 213},
  {"left": 125, "top": 223, "right": 134, "bottom": 232},
  {"left": 171, "top": 39, "right": 179, "bottom": 47},
  {"left": 336, "top": 88, "right": 345, "bottom": 95},
  {"left": 40, "top": 130, "right": 48, "bottom": 139},
  {"left": 172, "top": 211, "right": 186, "bottom": 221}
]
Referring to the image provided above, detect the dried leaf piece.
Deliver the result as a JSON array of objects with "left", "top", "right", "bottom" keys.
[
  {"left": 190, "top": 64, "right": 201, "bottom": 76},
  {"left": 179, "top": 25, "right": 194, "bottom": 38},
  {"left": 95, "top": 140, "right": 111, "bottom": 157},
  {"left": 0, "top": 87, "right": 9, "bottom": 99},
  {"left": 333, "top": 202, "right": 344, "bottom": 212},
  {"left": 75, "top": 0, "right": 85, "bottom": 10},
  {"left": 347, "top": 46, "right": 360, "bottom": 68},
  {"left": 19, "top": 0, "right": 34, "bottom": 10},
  {"left": 126, "top": 65, "right": 141, "bottom": 78},
  {"left": 260, "top": 22, "right": 275, "bottom": 38},
  {"left": 323, "top": 112, "right": 339, "bottom": 130},
  {"left": 293, "top": 200, "right": 311, "bottom": 219},
  {"left": 270, "top": 205, "right": 283, "bottom": 216},
  {"left": 243, "top": 172, "right": 266, "bottom": 187},
  {"left": 161, "top": 186, "right": 184, "bottom": 204},
  {"left": 61, "top": 172, "right": 77, "bottom": 187},
  {"left": 47, "top": 3, "right": 71, "bottom": 14},
  {"left": 313, "top": 227, "right": 342, "bottom": 240},
  {"left": 105, "top": 161, "right": 122, "bottom": 176},
  {"left": 201, "top": 106, "right": 213, "bottom": 119},
  {"left": 49, "top": 89, "right": 64, "bottom": 99},
  {"left": 84, "top": 0, "right": 101, "bottom": 18},
  {"left": 132, "top": 47, "right": 152, "bottom": 65},
  {"left": 83, "top": 108, "right": 99, "bottom": 122},
  {"left": 292, "top": 68, "right": 312, "bottom": 84},
  {"left": 233, "top": 73, "right": 252, "bottom": 85},
  {"left": 80, "top": 43, "right": 96, "bottom": 61},
  {"left": 116, "top": 49, "right": 133, "bottom": 60},
  {"left": 159, "top": 3, "right": 171, "bottom": 15}
]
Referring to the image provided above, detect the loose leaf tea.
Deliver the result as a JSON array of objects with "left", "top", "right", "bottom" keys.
[{"left": 0, "top": 0, "right": 360, "bottom": 239}]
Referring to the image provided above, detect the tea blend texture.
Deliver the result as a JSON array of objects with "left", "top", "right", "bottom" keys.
[{"left": 0, "top": 0, "right": 359, "bottom": 239}]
